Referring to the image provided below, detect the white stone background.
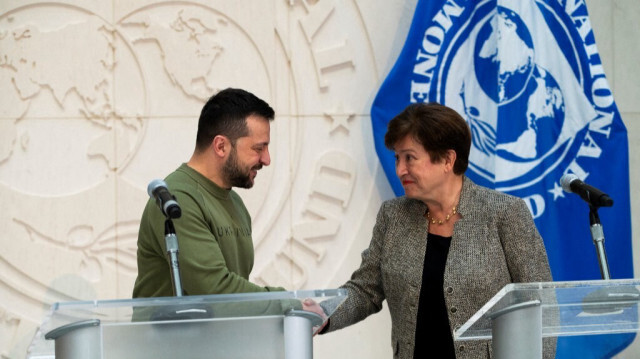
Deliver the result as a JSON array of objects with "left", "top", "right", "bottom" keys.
[{"left": 0, "top": 0, "right": 638, "bottom": 358}]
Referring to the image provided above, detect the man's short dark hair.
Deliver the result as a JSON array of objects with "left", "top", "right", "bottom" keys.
[
  {"left": 384, "top": 103, "right": 471, "bottom": 175},
  {"left": 195, "top": 88, "right": 275, "bottom": 152}
]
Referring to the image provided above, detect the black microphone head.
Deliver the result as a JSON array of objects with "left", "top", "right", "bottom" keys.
[
  {"left": 560, "top": 173, "right": 579, "bottom": 193},
  {"left": 166, "top": 204, "right": 182, "bottom": 219},
  {"left": 560, "top": 173, "right": 614, "bottom": 207},
  {"left": 600, "top": 197, "right": 614, "bottom": 207},
  {"left": 147, "top": 179, "right": 167, "bottom": 198}
]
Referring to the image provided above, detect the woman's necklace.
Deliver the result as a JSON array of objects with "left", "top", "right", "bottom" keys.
[{"left": 425, "top": 205, "right": 458, "bottom": 225}]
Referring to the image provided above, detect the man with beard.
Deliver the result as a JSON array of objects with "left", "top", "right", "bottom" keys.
[{"left": 132, "top": 88, "right": 285, "bottom": 298}]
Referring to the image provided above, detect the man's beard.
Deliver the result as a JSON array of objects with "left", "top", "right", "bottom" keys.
[{"left": 222, "top": 147, "right": 261, "bottom": 189}]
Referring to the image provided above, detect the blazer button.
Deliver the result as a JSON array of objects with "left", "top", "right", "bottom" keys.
[
  {"left": 446, "top": 286, "right": 454, "bottom": 294},
  {"left": 450, "top": 306, "right": 457, "bottom": 314},
  {"left": 458, "top": 345, "right": 465, "bottom": 352}
]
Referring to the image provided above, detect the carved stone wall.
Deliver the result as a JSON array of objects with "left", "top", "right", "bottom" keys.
[{"left": 0, "top": 0, "right": 638, "bottom": 358}]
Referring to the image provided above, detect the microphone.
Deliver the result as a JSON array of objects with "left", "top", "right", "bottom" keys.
[
  {"left": 147, "top": 179, "right": 182, "bottom": 218},
  {"left": 560, "top": 173, "right": 613, "bottom": 208}
]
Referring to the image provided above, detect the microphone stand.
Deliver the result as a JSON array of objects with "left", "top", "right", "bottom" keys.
[
  {"left": 573, "top": 187, "right": 640, "bottom": 315},
  {"left": 150, "top": 215, "right": 213, "bottom": 321},
  {"left": 582, "top": 208, "right": 640, "bottom": 314},
  {"left": 164, "top": 218, "right": 183, "bottom": 297},
  {"left": 588, "top": 205, "right": 610, "bottom": 280}
]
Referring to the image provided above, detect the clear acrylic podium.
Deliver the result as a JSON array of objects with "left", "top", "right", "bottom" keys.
[
  {"left": 454, "top": 279, "right": 640, "bottom": 359},
  {"left": 27, "top": 289, "right": 347, "bottom": 359}
]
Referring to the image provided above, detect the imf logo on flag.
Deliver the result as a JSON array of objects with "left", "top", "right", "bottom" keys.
[
  {"left": 438, "top": 5, "right": 596, "bottom": 195},
  {"left": 395, "top": 0, "right": 619, "bottom": 220},
  {"left": 404, "top": 1, "right": 615, "bottom": 221}
]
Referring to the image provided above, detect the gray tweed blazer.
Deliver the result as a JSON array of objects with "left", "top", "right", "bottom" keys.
[{"left": 322, "top": 177, "right": 555, "bottom": 359}]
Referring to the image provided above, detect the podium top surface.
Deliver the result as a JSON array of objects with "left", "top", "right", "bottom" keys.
[
  {"left": 454, "top": 279, "right": 640, "bottom": 341},
  {"left": 27, "top": 289, "right": 347, "bottom": 358}
]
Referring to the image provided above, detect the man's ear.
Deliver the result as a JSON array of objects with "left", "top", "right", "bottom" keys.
[{"left": 211, "top": 135, "right": 230, "bottom": 158}]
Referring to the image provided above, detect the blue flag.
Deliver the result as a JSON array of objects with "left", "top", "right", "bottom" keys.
[{"left": 371, "top": 0, "right": 634, "bottom": 357}]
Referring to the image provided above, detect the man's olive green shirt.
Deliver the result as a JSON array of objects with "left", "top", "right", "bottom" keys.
[{"left": 133, "top": 163, "right": 283, "bottom": 297}]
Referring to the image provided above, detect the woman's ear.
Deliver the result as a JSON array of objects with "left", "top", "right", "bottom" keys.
[{"left": 444, "top": 149, "right": 457, "bottom": 172}]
